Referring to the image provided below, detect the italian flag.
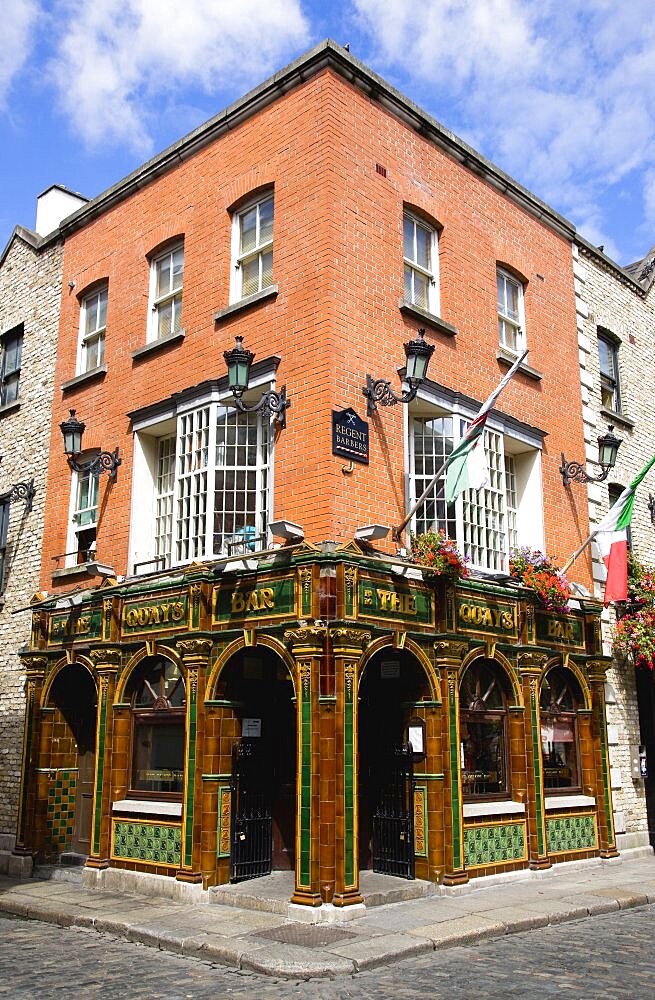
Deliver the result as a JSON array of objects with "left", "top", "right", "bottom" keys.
[
  {"left": 445, "top": 350, "right": 527, "bottom": 503},
  {"left": 595, "top": 454, "right": 655, "bottom": 605}
]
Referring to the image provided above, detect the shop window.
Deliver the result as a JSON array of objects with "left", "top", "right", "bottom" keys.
[
  {"left": 0, "top": 324, "right": 23, "bottom": 406},
  {"left": 78, "top": 284, "right": 107, "bottom": 373},
  {"left": 460, "top": 659, "right": 510, "bottom": 799},
  {"left": 540, "top": 667, "right": 582, "bottom": 791},
  {"left": 231, "top": 192, "right": 274, "bottom": 302},
  {"left": 403, "top": 210, "right": 439, "bottom": 315},
  {"left": 497, "top": 268, "right": 525, "bottom": 354},
  {"left": 409, "top": 406, "right": 543, "bottom": 573},
  {"left": 130, "top": 397, "right": 271, "bottom": 573},
  {"left": 148, "top": 242, "right": 184, "bottom": 342},
  {"left": 598, "top": 329, "right": 621, "bottom": 413},
  {"left": 127, "top": 656, "right": 186, "bottom": 798}
]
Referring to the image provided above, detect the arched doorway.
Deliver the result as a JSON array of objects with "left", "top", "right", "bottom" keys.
[
  {"left": 219, "top": 647, "right": 296, "bottom": 880},
  {"left": 45, "top": 664, "right": 98, "bottom": 858},
  {"left": 358, "top": 649, "right": 431, "bottom": 878}
]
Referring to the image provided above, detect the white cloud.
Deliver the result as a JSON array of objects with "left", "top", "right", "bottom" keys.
[
  {"left": 48, "top": 0, "right": 310, "bottom": 154},
  {"left": 0, "top": 0, "right": 38, "bottom": 109},
  {"left": 352, "top": 0, "right": 655, "bottom": 263}
]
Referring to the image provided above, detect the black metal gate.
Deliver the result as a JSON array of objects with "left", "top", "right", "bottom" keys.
[
  {"left": 372, "top": 744, "right": 415, "bottom": 879},
  {"left": 230, "top": 739, "right": 273, "bottom": 882}
]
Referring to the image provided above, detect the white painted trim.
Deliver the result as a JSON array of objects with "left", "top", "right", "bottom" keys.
[
  {"left": 112, "top": 799, "right": 182, "bottom": 817},
  {"left": 463, "top": 800, "right": 526, "bottom": 818},
  {"left": 544, "top": 794, "right": 595, "bottom": 810}
]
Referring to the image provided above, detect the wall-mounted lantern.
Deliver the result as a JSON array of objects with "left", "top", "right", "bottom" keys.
[
  {"left": 223, "top": 336, "right": 291, "bottom": 428},
  {"left": 560, "top": 425, "right": 622, "bottom": 487},
  {"left": 362, "top": 328, "right": 435, "bottom": 417},
  {"left": 60, "top": 409, "right": 121, "bottom": 480}
]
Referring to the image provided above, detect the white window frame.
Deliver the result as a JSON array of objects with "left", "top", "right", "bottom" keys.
[
  {"left": 66, "top": 459, "right": 100, "bottom": 567},
  {"left": 77, "top": 284, "right": 107, "bottom": 374},
  {"left": 148, "top": 242, "right": 184, "bottom": 343},
  {"left": 403, "top": 211, "right": 440, "bottom": 316},
  {"left": 129, "top": 383, "right": 274, "bottom": 574},
  {"left": 230, "top": 193, "right": 274, "bottom": 303},
  {"left": 407, "top": 391, "right": 544, "bottom": 574},
  {"left": 497, "top": 268, "right": 526, "bottom": 355}
]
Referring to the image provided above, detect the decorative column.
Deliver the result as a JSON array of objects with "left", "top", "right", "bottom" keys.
[
  {"left": 14, "top": 655, "right": 48, "bottom": 858},
  {"left": 330, "top": 627, "right": 370, "bottom": 909},
  {"left": 177, "top": 638, "right": 213, "bottom": 882},
  {"left": 284, "top": 626, "right": 326, "bottom": 908},
  {"left": 588, "top": 659, "right": 619, "bottom": 858},
  {"left": 86, "top": 649, "right": 122, "bottom": 869},
  {"left": 517, "top": 651, "right": 551, "bottom": 870},
  {"left": 435, "top": 640, "right": 468, "bottom": 887}
]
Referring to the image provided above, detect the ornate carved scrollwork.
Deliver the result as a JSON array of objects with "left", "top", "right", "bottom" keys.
[
  {"left": 330, "top": 627, "right": 371, "bottom": 651},
  {"left": 434, "top": 640, "right": 468, "bottom": 664},
  {"left": 89, "top": 648, "right": 122, "bottom": 668},
  {"left": 284, "top": 626, "right": 327, "bottom": 650},
  {"left": 516, "top": 651, "right": 548, "bottom": 674},
  {"left": 177, "top": 638, "right": 213, "bottom": 659}
]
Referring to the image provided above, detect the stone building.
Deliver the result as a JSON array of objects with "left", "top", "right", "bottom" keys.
[
  {"left": 574, "top": 236, "right": 655, "bottom": 850},
  {"left": 0, "top": 186, "right": 87, "bottom": 873},
  {"left": 14, "top": 42, "right": 620, "bottom": 910}
]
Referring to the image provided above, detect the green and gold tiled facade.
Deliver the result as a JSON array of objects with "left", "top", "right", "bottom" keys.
[
  {"left": 546, "top": 813, "right": 598, "bottom": 855},
  {"left": 464, "top": 820, "right": 528, "bottom": 868},
  {"left": 18, "top": 546, "right": 616, "bottom": 900},
  {"left": 111, "top": 819, "right": 182, "bottom": 867},
  {"left": 45, "top": 770, "right": 77, "bottom": 851}
]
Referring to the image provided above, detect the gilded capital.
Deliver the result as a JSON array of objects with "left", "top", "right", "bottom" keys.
[
  {"left": 516, "top": 651, "right": 548, "bottom": 674},
  {"left": 177, "top": 637, "right": 213, "bottom": 659},
  {"left": 20, "top": 654, "right": 48, "bottom": 675},
  {"left": 587, "top": 658, "right": 611, "bottom": 683},
  {"left": 90, "top": 648, "right": 122, "bottom": 669},
  {"left": 330, "top": 627, "right": 371, "bottom": 653},
  {"left": 284, "top": 625, "right": 327, "bottom": 651},
  {"left": 434, "top": 639, "right": 468, "bottom": 665}
]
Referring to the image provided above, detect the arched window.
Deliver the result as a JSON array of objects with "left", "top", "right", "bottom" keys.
[
  {"left": 540, "top": 667, "right": 582, "bottom": 791},
  {"left": 460, "top": 659, "right": 510, "bottom": 798},
  {"left": 127, "top": 656, "right": 186, "bottom": 798}
]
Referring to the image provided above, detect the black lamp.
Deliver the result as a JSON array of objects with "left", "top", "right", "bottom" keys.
[
  {"left": 60, "top": 409, "right": 121, "bottom": 480},
  {"left": 223, "top": 336, "right": 290, "bottom": 428},
  {"left": 560, "top": 425, "right": 622, "bottom": 487},
  {"left": 363, "top": 328, "right": 435, "bottom": 416}
]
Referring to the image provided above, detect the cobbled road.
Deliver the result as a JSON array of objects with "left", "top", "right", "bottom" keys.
[{"left": 1, "top": 904, "right": 654, "bottom": 999}]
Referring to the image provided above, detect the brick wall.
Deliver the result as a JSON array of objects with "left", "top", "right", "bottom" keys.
[
  {"left": 42, "top": 67, "right": 591, "bottom": 595},
  {"left": 0, "top": 232, "right": 63, "bottom": 838}
]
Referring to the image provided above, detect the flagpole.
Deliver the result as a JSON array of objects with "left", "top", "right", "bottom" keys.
[
  {"left": 392, "top": 457, "right": 450, "bottom": 541},
  {"left": 561, "top": 532, "right": 597, "bottom": 574}
]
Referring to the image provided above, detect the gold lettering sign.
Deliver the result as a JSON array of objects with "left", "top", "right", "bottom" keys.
[
  {"left": 547, "top": 619, "right": 575, "bottom": 641},
  {"left": 231, "top": 587, "right": 275, "bottom": 614},
  {"left": 458, "top": 603, "right": 514, "bottom": 631},
  {"left": 123, "top": 600, "right": 186, "bottom": 632},
  {"left": 50, "top": 615, "right": 92, "bottom": 638}
]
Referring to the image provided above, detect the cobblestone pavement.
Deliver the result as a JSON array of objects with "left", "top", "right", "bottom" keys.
[{"left": 1, "top": 904, "right": 654, "bottom": 1000}]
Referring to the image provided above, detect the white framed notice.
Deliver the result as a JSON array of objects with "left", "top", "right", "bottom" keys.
[
  {"left": 408, "top": 724, "right": 424, "bottom": 756},
  {"left": 242, "top": 718, "right": 261, "bottom": 738}
]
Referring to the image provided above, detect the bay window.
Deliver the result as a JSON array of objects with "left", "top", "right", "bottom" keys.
[
  {"left": 130, "top": 391, "right": 271, "bottom": 574},
  {"left": 408, "top": 393, "right": 543, "bottom": 573}
]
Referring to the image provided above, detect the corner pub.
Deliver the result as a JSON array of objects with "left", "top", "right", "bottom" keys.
[{"left": 15, "top": 541, "right": 617, "bottom": 911}]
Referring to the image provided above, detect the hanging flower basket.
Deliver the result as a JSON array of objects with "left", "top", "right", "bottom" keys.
[
  {"left": 410, "top": 530, "right": 469, "bottom": 581},
  {"left": 613, "top": 553, "right": 655, "bottom": 670},
  {"left": 508, "top": 547, "right": 571, "bottom": 614}
]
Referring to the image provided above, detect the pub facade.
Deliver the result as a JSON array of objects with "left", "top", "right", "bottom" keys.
[
  {"left": 16, "top": 543, "right": 616, "bottom": 904},
  {"left": 12, "top": 41, "right": 619, "bottom": 906}
]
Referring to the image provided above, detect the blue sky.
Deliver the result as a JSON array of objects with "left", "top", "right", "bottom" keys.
[{"left": 2, "top": 0, "right": 654, "bottom": 266}]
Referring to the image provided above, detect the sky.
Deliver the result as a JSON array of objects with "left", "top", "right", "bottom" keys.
[{"left": 2, "top": 0, "right": 655, "bottom": 266}]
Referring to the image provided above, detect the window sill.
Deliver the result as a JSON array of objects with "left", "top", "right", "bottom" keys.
[
  {"left": 600, "top": 407, "right": 635, "bottom": 431},
  {"left": 51, "top": 560, "right": 115, "bottom": 581},
  {"left": 463, "top": 800, "right": 526, "bottom": 819},
  {"left": 496, "top": 347, "right": 543, "bottom": 381},
  {"left": 399, "top": 300, "right": 457, "bottom": 337},
  {"left": 61, "top": 365, "right": 108, "bottom": 392},
  {"left": 131, "top": 329, "right": 186, "bottom": 362},
  {"left": 0, "top": 400, "right": 20, "bottom": 418},
  {"left": 214, "top": 284, "right": 279, "bottom": 323},
  {"left": 544, "top": 794, "right": 595, "bottom": 810},
  {"left": 112, "top": 799, "right": 183, "bottom": 818}
]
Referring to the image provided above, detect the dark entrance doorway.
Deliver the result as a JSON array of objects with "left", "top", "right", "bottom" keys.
[
  {"left": 48, "top": 665, "right": 97, "bottom": 857},
  {"left": 636, "top": 669, "right": 655, "bottom": 846},
  {"left": 358, "top": 651, "right": 427, "bottom": 877},
  {"left": 221, "top": 650, "right": 296, "bottom": 881}
]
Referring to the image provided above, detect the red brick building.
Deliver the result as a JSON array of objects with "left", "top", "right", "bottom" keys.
[{"left": 16, "top": 42, "right": 616, "bottom": 910}]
